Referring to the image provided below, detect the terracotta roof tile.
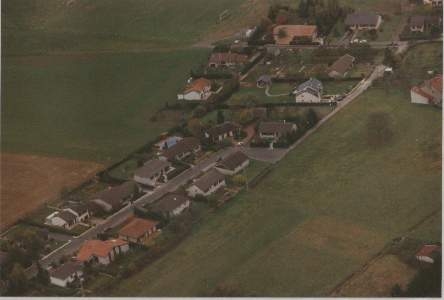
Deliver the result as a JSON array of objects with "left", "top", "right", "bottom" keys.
[
  {"left": 119, "top": 217, "right": 158, "bottom": 239},
  {"left": 76, "top": 239, "right": 128, "bottom": 262}
]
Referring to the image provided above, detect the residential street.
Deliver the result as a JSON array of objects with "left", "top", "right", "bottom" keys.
[{"left": 40, "top": 146, "right": 237, "bottom": 268}]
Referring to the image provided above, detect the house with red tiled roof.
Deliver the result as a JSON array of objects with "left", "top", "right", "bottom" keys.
[
  {"left": 178, "top": 78, "right": 212, "bottom": 101},
  {"left": 118, "top": 217, "right": 159, "bottom": 244},
  {"left": 411, "top": 74, "right": 442, "bottom": 106},
  {"left": 415, "top": 244, "right": 441, "bottom": 263},
  {"left": 76, "top": 239, "right": 129, "bottom": 265}
]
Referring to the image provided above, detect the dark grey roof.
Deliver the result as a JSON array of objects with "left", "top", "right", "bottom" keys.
[
  {"left": 207, "top": 122, "right": 239, "bottom": 137},
  {"left": 134, "top": 159, "right": 171, "bottom": 179},
  {"left": 296, "top": 78, "right": 323, "bottom": 93},
  {"left": 257, "top": 75, "right": 272, "bottom": 84},
  {"left": 65, "top": 203, "right": 89, "bottom": 216},
  {"left": 328, "top": 54, "right": 355, "bottom": 76},
  {"left": 410, "top": 15, "right": 441, "bottom": 27},
  {"left": 92, "top": 181, "right": 137, "bottom": 208},
  {"left": 150, "top": 193, "right": 190, "bottom": 213},
  {"left": 57, "top": 210, "right": 77, "bottom": 223},
  {"left": 50, "top": 261, "right": 83, "bottom": 280},
  {"left": 410, "top": 15, "right": 426, "bottom": 27},
  {"left": 217, "top": 151, "right": 249, "bottom": 171},
  {"left": 193, "top": 169, "right": 225, "bottom": 192},
  {"left": 258, "top": 121, "right": 296, "bottom": 135},
  {"left": 161, "top": 137, "right": 200, "bottom": 160},
  {"left": 345, "top": 12, "right": 380, "bottom": 26}
]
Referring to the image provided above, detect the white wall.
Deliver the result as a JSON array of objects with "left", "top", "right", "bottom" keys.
[
  {"left": 411, "top": 90, "right": 430, "bottom": 104},
  {"left": 295, "top": 91, "right": 321, "bottom": 103}
]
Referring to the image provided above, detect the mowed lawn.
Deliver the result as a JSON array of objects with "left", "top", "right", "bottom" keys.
[
  {"left": 110, "top": 87, "right": 441, "bottom": 297},
  {"left": 1, "top": 49, "right": 209, "bottom": 162}
]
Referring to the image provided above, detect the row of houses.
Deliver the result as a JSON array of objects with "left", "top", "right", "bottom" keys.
[{"left": 48, "top": 150, "right": 252, "bottom": 288}]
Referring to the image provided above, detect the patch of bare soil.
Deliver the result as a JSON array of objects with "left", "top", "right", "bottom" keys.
[
  {"left": 330, "top": 254, "right": 417, "bottom": 297},
  {"left": 0, "top": 153, "right": 103, "bottom": 230}
]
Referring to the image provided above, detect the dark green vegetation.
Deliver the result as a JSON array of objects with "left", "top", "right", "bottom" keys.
[
  {"left": 108, "top": 84, "right": 441, "bottom": 296},
  {"left": 2, "top": 49, "right": 209, "bottom": 162}
]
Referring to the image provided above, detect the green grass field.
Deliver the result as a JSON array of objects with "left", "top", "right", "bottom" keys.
[
  {"left": 108, "top": 85, "right": 441, "bottom": 297},
  {"left": 1, "top": 49, "right": 209, "bottom": 162},
  {"left": 2, "top": 0, "right": 258, "bottom": 54}
]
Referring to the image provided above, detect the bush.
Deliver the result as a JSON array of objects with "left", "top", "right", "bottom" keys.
[{"left": 366, "top": 112, "right": 393, "bottom": 147}]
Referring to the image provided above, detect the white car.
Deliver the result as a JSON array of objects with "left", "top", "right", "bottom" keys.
[
  {"left": 352, "top": 38, "right": 359, "bottom": 44},
  {"left": 236, "top": 141, "right": 244, "bottom": 146},
  {"left": 359, "top": 39, "right": 367, "bottom": 44}
]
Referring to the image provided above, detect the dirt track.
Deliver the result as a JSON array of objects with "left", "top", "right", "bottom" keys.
[{"left": 0, "top": 153, "right": 102, "bottom": 230}]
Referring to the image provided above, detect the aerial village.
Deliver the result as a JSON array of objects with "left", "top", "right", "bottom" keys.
[{"left": 0, "top": 0, "right": 442, "bottom": 296}]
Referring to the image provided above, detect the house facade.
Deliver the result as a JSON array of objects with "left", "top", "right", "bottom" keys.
[
  {"left": 76, "top": 239, "right": 130, "bottom": 266},
  {"left": 187, "top": 169, "right": 226, "bottom": 197},
  {"left": 215, "top": 151, "right": 250, "bottom": 176},
  {"left": 410, "top": 74, "right": 442, "bottom": 106},
  {"left": 45, "top": 210, "right": 78, "bottom": 229},
  {"left": 118, "top": 217, "right": 159, "bottom": 244},
  {"left": 49, "top": 262, "right": 83, "bottom": 288},
  {"left": 415, "top": 244, "right": 441, "bottom": 263},
  {"left": 345, "top": 12, "right": 382, "bottom": 30},
  {"left": 177, "top": 78, "right": 212, "bottom": 101},
  {"left": 160, "top": 137, "right": 201, "bottom": 161},
  {"left": 133, "top": 159, "right": 172, "bottom": 187},
  {"left": 90, "top": 181, "right": 139, "bottom": 213},
  {"left": 204, "top": 122, "right": 240, "bottom": 143},
  {"left": 292, "top": 78, "right": 323, "bottom": 103},
  {"left": 150, "top": 193, "right": 191, "bottom": 218}
]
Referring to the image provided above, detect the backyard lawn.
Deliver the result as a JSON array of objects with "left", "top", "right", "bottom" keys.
[
  {"left": 107, "top": 86, "right": 441, "bottom": 296},
  {"left": 2, "top": 49, "right": 209, "bottom": 163}
]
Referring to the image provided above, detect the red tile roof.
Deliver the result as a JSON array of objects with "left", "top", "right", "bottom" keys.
[
  {"left": 119, "top": 217, "right": 158, "bottom": 239},
  {"left": 416, "top": 244, "right": 441, "bottom": 257},
  {"left": 430, "top": 74, "right": 443, "bottom": 92},
  {"left": 184, "top": 78, "right": 211, "bottom": 94},
  {"left": 76, "top": 239, "right": 128, "bottom": 262}
]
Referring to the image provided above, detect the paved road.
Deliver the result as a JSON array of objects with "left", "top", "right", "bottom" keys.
[{"left": 40, "top": 147, "right": 237, "bottom": 268}]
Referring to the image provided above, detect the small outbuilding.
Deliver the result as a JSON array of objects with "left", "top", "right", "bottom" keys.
[{"left": 257, "top": 75, "right": 272, "bottom": 88}]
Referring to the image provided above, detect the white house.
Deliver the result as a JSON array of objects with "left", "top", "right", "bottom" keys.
[
  {"left": 45, "top": 210, "right": 78, "bottom": 229},
  {"left": 133, "top": 159, "right": 172, "bottom": 187},
  {"left": 49, "top": 261, "right": 83, "bottom": 288},
  {"left": 187, "top": 169, "right": 226, "bottom": 197},
  {"left": 292, "top": 78, "right": 323, "bottom": 103},
  {"left": 177, "top": 78, "right": 212, "bottom": 101},
  {"left": 215, "top": 151, "right": 250, "bottom": 176},
  {"left": 76, "top": 239, "right": 130, "bottom": 266}
]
